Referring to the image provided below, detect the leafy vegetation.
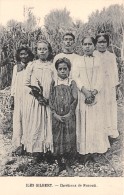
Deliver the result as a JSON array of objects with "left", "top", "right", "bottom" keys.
[{"left": 0, "top": 4, "right": 124, "bottom": 177}]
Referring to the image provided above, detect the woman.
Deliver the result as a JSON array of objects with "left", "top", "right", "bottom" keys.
[
  {"left": 10, "top": 46, "right": 34, "bottom": 155},
  {"left": 24, "top": 40, "right": 53, "bottom": 158},
  {"left": 74, "top": 37, "right": 110, "bottom": 163},
  {"left": 94, "top": 32, "right": 119, "bottom": 139}
]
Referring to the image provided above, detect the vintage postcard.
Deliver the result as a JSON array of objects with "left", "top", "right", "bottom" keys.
[{"left": 0, "top": 0, "right": 124, "bottom": 194}]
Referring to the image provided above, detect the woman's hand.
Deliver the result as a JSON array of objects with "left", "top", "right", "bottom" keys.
[
  {"left": 81, "top": 87, "right": 92, "bottom": 98},
  {"left": 85, "top": 95, "right": 95, "bottom": 105},
  {"left": 37, "top": 95, "right": 49, "bottom": 106},
  {"left": 92, "top": 89, "right": 98, "bottom": 96}
]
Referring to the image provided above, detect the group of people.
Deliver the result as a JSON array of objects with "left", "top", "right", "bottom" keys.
[{"left": 10, "top": 32, "right": 119, "bottom": 176}]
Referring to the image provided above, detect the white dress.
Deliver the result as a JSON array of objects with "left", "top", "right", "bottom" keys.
[
  {"left": 73, "top": 55, "right": 110, "bottom": 154},
  {"left": 53, "top": 52, "right": 82, "bottom": 79},
  {"left": 11, "top": 63, "right": 28, "bottom": 151},
  {"left": 94, "top": 50, "right": 119, "bottom": 138},
  {"left": 24, "top": 60, "right": 53, "bottom": 153}
]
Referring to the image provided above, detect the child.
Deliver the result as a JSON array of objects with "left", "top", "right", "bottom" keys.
[
  {"left": 49, "top": 57, "right": 78, "bottom": 176},
  {"left": 24, "top": 40, "right": 53, "bottom": 161},
  {"left": 10, "top": 46, "right": 34, "bottom": 155},
  {"left": 73, "top": 37, "right": 110, "bottom": 163}
]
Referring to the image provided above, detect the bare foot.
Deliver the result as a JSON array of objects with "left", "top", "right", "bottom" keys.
[
  {"left": 53, "top": 162, "right": 66, "bottom": 176},
  {"left": 66, "top": 165, "right": 74, "bottom": 176},
  {"left": 12, "top": 146, "right": 24, "bottom": 156},
  {"left": 53, "top": 165, "right": 60, "bottom": 176}
]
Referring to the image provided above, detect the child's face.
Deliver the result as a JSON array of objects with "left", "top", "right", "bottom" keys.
[
  {"left": 19, "top": 50, "right": 29, "bottom": 64},
  {"left": 96, "top": 36, "right": 107, "bottom": 52},
  {"left": 57, "top": 63, "right": 69, "bottom": 79},
  {"left": 82, "top": 37, "right": 94, "bottom": 56},
  {"left": 37, "top": 42, "right": 49, "bottom": 60}
]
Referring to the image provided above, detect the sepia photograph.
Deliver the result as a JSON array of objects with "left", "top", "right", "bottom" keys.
[{"left": 0, "top": 0, "right": 124, "bottom": 194}]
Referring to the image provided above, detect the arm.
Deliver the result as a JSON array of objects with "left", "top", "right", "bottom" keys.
[
  {"left": 62, "top": 81, "right": 78, "bottom": 121},
  {"left": 73, "top": 58, "right": 92, "bottom": 98},
  {"left": 49, "top": 80, "right": 64, "bottom": 122},
  {"left": 72, "top": 64, "right": 84, "bottom": 91},
  {"left": 24, "top": 62, "right": 34, "bottom": 94},
  {"left": 25, "top": 62, "right": 33, "bottom": 87},
  {"left": 11, "top": 65, "right": 17, "bottom": 96},
  {"left": 92, "top": 67, "right": 102, "bottom": 94},
  {"left": 81, "top": 86, "right": 93, "bottom": 98},
  {"left": 70, "top": 80, "right": 78, "bottom": 113},
  {"left": 10, "top": 65, "right": 17, "bottom": 109},
  {"left": 112, "top": 55, "right": 119, "bottom": 87},
  {"left": 52, "top": 55, "right": 59, "bottom": 80},
  {"left": 91, "top": 57, "right": 103, "bottom": 95},
  {"left": 49, "top": 79, "right": 56, "bottom": 112}
]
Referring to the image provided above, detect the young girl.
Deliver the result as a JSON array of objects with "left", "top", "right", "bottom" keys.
[
  {"left": 49, "top": 57, "right": 78, "bottom": 176},
  {"left": 24, "top": 40, "right": 53, "bottom": 160},
  {"left": 73, "top": 37, "right": 110, "bottom": 163},
  {"left": 10, "top": 46, "right": 34, "bottom": 155},
  {"left": 94, "top": 33, "right": 119, "bottom": 139}
]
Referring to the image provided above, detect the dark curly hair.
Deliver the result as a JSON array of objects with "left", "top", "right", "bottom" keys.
[
  {"left": 55, "top": 57, "right": 71, "bottom": 71},
  {"left": 16, "top": 46, "right": 34, "bottom": 62}
]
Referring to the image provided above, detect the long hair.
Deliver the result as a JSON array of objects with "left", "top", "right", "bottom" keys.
[{"left": 16, "top": 46, "right": 34, "bottom": 63}]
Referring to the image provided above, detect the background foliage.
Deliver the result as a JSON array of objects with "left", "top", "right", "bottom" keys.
[{"left": 0, "top": 4, "right": 124, "bottom": 92}]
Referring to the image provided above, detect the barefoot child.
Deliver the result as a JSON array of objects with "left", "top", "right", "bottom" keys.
[{"left": 49, "top": 57, "right": 78, "bottom": 176}]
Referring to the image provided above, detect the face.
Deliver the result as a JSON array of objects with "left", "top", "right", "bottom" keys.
[
  {"left": 37, "top": 42, "right": 49, "bottom": 60},
  {"left": 62, "top": 35, "right": 75, "bottom": 52},
  {"left": 19, "top": 50, "right": 29, "bottom": 64},
  {"left": 82, "top": 37, "right": 95, "bottom": 56},
  {"left": 57, "top": 63, "right": 70, "bottom": 79},
  {"left": 96, "top": 36, "right": 108, "bottom": 52}
]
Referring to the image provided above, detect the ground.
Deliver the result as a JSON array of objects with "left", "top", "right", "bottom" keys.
[{"left": 0, "top": 89, "right": 124, "bottom": 177}]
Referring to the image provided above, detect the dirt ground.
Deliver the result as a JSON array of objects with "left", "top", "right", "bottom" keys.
[{"left": 0, "top": 97, "right": 124, "bottom": 177}]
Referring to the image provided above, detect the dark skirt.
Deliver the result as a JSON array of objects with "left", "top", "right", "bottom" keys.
[{"left": 52, "top": 114, "right": 76, "bottom": 156}]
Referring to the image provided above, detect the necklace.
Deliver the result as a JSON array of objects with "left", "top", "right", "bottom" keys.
[{"left": 84, "top": 56, "right": 94, "bottom": 90}]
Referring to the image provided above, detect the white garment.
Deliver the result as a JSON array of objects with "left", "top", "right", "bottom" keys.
[
  {"left": 94, "top": 50, "right": 119, "bottom": 138},
  {"left": 73, "top": 55, "right": 110, "bottom": 154},
  {"left": 11, "top": 63, "right": 27, "bottom": 150},
  {"left": 53, "top": 52, "right": 82, "bottom": 79},
  {"left": 24, "top": 60, "right": 53, "bottom": 153},
  {"left": 54, "top": 77, "right": 72, "bottom": 86}
]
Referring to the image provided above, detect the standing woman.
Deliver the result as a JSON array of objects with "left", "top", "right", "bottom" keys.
[
  {"left": 94, "top": 33, "right": 119, "bottom": 139},
  {"left": 24, "top": 40, "right": 53, "bottom": 158},
  {"left": 74, "top": 37, "right": 110, "bottom": 162},
  {"left": 10, "top": 46, "right": 34, "bottom": 155}
]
